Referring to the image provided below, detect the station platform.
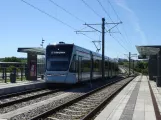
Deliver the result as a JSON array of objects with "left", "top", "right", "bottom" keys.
[
  {"left": 0, "top": 80, "right": 46, "bottom": 96},
  {"left": 94, "top": 75, "right": 160, "bottom": 120}
]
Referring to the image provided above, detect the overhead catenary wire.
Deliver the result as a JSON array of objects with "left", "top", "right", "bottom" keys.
[
  {"left": 48, "top": 0, "right": 100, "bottom": 40},
  {"left": 81, "top": 0, "right": 111, "bottom": 32},
  {"left": 49, "top": 0, "right": 100, "bottom": 37},
  {"left": 48, "top": 0, "right": 85, "bottom": 23},
  {"left": 80, "top": 33, "right": 97, "bottom": 41},
  {"left": 97, "top": 0, "right": 131, "bottom": 50},
  {"left": 96, "top": 0, "right": 113, "bottom": 21},
  {"left": 81, "top": 0, "right": 102, "bottom": 18},
  {"left": 97, "top": 0, "right": 130, "bottom": 51},
  {"left": 110, "top": 35, "right": 129, "bottom": 52},
  {"left": 108, "top": 0, "right": 132, "bottom": 46},
  {"left": 80, "top": 0, "right": 126, "bottom": 54},
  {"left": 21, "top": 0, "right": 96, "bottom": 41},
  {"left": 107, "top": 0, "right": 121, "bottom": 22},
  {"left": 96, "top": 0, "right": 115, "bottom": 23},
  {"left": 21, "top": 0, "right": 76, "bottom": 30},
  {"left": 48, "top": 0, "right": 101, "bottom": 40}
]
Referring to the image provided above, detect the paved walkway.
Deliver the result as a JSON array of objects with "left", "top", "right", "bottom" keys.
[
  {"left": 0, "top": 79, "right": 44, "bottom": 87},
  {"left": 150, "top": 79, "right": 161, "bottom": 116},
  {"left": 0, "top": 79, "right": 45, "bottom": 96},
  {"left": 94, "top": 75, "right": 156, "bottom": 120}
]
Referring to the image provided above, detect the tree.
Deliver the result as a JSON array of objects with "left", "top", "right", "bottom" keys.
[
  {"left": 134, "top": 61, "right": 148, "bottom": 75},
  {"left": 2, "top": 57, "right": 22, "bottom": 62}
]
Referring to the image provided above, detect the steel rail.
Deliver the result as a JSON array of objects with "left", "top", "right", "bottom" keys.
[
  {"left": 31, "top": 76, "right": 135, "bottom": 120},
  {"left": 82, "top": 76, "right": 136, "bottom": 120},
  {"left": 0, "top": 82, "right": 100, "bottom": 108},
  {"left": 0, "top": 87, "right": 45, "bottom": 99},
  {"left": 0, "top": 89, "right": 60, "bottom": 108}
]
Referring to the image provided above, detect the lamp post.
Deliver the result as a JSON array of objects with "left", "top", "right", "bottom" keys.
[
  {"left": 40, "top": 38, "right": 45, "bottom": 48},
  {"left": 124, "top": 53, "right": 137, "bottom": 75}
]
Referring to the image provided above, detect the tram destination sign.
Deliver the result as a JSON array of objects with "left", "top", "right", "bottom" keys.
[{"left": 51, "top": 51, "right": 66, "bottom": 54}]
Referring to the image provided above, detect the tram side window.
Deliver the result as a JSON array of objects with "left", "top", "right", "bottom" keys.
[
  {"left": 94, "top": 59, "right": 99, "bottom": 72},
  {"left": 69, "top": 55, "right": 76, "bottom": 72},
  {"left": 109, "top": 62, "right": 111, "bottom": 70},
  {"left": 82, "top": 58, "right": 90, "bottom": 72},
  {"left": 98, "top": 59, "right": 102, "bottom": 72},
  {"left": 105, "top": 61, "right": 108, "bottom": 70},
  {"left": 115, "top": 63, "right": 119, "bottom": 71},
  {"left": 111, "top": 63, "right": 114, "bottom": 71}
]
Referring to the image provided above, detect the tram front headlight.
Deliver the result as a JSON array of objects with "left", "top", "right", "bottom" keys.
[{"left": 47, "top": 74, "right": 52, "bottom": 76}]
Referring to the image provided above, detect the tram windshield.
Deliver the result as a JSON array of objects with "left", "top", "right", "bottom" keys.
[
  {"left": 47, "top": 58, "right": 69, "bottom": 71},
  {"left": 46, "top": 44, "right": 73, "bottom": 71}
]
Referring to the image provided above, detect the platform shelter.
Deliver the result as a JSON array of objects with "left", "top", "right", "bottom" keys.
[
  {"left": 17, "top": 47, "right": 45, "bottom": 80},
  {"left": 136, "top": 45, "right": 161, "bottom": 86}
]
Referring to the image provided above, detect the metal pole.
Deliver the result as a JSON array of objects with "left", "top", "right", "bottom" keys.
[
  {"left": 2, "top": 68, "right": 4, "bottom": 79},
  {"left": 90, "top": 52, "right": 93, "bottom": 88},
  {"left": 133, "top": 60, "right": 134, "bottom": 74},
  {"left": 108, "top": 58, "right": 109, "bottom": 78},
  {"left": 102, "top": 18, "right": 105, "bottom": 81},
  {"left": 21, "top": 68, "right": 23, "bottom": 81},
  {"left": 129, "top": 52, "right": 131, "bottom": 76},
  {"left": 4, "top": 68, "right": 7, "bottom": 83},
  {"left": 110, "top": 63, "right": 112, "bottom": 77},
  {"left": 114, "top": 63, "right": 115, "bottom": 75},
  {"left": 157, "top": 49, "right": 161, "bottom": 87}
]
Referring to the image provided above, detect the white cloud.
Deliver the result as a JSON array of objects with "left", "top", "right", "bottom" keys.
[{"left": 114, "top": 0, "right": 148, "bottom": 45}]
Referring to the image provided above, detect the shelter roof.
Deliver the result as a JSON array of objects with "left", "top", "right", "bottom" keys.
[
  {"left": 136, "top": 45, "right": 161, "bottom": 56},
  {"left": 17, "top": 47, "right": 45, "bottom": 55}
]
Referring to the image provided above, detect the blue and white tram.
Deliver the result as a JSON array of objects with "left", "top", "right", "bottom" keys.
[{"left": 45, "top": 42, "right": 118, "bottom": 84}]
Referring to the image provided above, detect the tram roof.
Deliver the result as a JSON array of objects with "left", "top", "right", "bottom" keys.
[
  {"left": 47, "top": 44, "right": 117, "bottom": 62},
  {"left": 74, "top": 45, "right": 117, "bottom": 62},
  {"left": 17, "top": 47, "right": 45, "bottom": 55}
]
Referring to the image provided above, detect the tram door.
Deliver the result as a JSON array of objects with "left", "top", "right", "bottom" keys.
[{"left": 78, "top": 56, "right": 82, "bottom": 81}]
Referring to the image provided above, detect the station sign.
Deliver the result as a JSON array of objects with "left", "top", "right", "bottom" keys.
[{"left": 51, "top": 51, "right": 66, "bottom": 54}]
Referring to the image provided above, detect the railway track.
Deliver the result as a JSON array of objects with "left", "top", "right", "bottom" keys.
[
  {"left": 0, "top": 88, "right": 60, "bottom": 108},
  {"left": 0, "top": 84, "right": 82, "bottom": 110},
  {"left": 0, "top": 87, "right": 46, "bottom": 99},
  {"left": 0, "top": 80, "right": 108, "bottom": 114},
  {"left": 30, "top": 76, "right": 135, "bottom": 120}
]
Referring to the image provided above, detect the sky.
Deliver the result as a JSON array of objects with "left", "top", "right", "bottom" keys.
[{"left": 1, "top": 0, "right": 161, "bottom": 59}]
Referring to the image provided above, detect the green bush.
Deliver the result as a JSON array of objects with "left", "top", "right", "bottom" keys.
[
  {"left": 142, "top": 69, "right": 148, "bottom": 75},
  {"left": 7, "top": 66, "right": 20, "bottom": 72},
  {"left": 7, "top": 66, "right": 15, "bottom": 72}
]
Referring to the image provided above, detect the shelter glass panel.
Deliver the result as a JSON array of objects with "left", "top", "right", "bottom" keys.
[{"left": 37, "top": 55, "right": 45, "bottom": 77}]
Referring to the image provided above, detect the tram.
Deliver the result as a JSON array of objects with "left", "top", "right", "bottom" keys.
[{"left": 45, "top": 42, "right": 118, "bottom": 84}]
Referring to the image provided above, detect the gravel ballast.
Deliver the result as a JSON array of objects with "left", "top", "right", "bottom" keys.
[{"left": 9, "top": 77, "right": 133, "bottom": 120}]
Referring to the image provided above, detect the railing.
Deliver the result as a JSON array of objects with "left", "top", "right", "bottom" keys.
[
  {"left": 0, "top": 67, "right": 26, "bottom": 83},
  {"left": 0, "top": 67, "right": 45, "bottom": 83}
]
